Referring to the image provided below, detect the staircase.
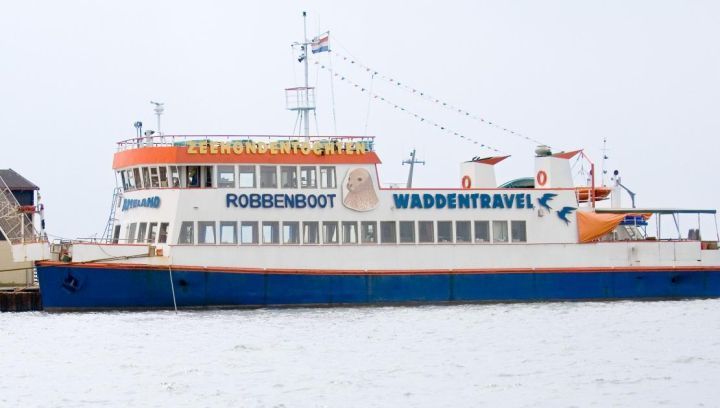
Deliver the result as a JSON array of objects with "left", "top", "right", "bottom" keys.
[
  {"left": 101, "top": 187, "right": 123, "bottom": 243},
  {"left": 0, "top": 175, "right": 37, "bottom": 244}
]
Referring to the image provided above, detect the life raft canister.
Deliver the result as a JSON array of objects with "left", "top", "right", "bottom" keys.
[{"left": 536, "top": 170, "right": 548, "bottom": 187}]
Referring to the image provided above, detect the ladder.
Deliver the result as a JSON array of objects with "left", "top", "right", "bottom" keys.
[
  {"left": 0, "top": 175, "right": 36, "bottom": 244},
  {"left": 101, "top": 187, "right": 123, "bottom": 243}
]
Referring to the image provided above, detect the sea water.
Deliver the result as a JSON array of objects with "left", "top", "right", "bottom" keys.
[{"left": 1, "top": 300, "right": 719, "bottom": 407}]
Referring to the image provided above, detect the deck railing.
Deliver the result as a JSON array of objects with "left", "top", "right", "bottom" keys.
[{"left": 117, "top": 134, "right": 376, "bottom": 152}]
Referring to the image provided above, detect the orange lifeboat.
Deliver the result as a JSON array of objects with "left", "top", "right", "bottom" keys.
[{"left": 576, "top": 187, "right": 612, "bottom": 203}]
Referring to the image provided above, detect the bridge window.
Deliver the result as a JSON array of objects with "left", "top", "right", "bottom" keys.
[
  {"left": 133, "top": 168, "right": 142, "bottom": 189},
  {"left": 342, "top": 221, "right": 358, "bottom": 244},
  {"left": 283, "top": 222, "right": 300, "bottom": 244},
  {"left": 300, "top": 166, "right": 317, "bottom": 188},
  {"left": 120, "top": 171, "right": 129, "bottom": 191},
  {"left": 220, "top": 221, "right": 237, "bottom": 244},
  {"left": 148, "top": 222, "right": 158, "bottom": 243},
  {"left": 178, "top": 221, "right": 194, "bottom": 244},
  {"left": 381, "top": 221, "right": 397, "bottom": 244},
  {"left": 437, "top": 221, "right": 453, "bottom": 243},
  {"left": 240, "top": 221, "right": 258, "bottom": 244},
  {"left": 260, "top": 166, "right": 277, "bottom": 188},
  {"left": 187, "top": 166, "right": 200, "bottom": 188},
  {"left": 198, "top": 221, "right": 216, "bottom": 244},
  {"left": 323, "top": 222, "right": 339, "bottom": 244},
  {"left": 125, "top": 170, "right": 136, "bottom": 190},
  {"left": 239, "top": 166, "right": 256, "bottom": 188},
  {"left": 456, "top": 221, "right": 471, "bottom": 243},
  {"left": 137, "top": 222, "right": 148, "bottom": 243},
  {"left": 474, "top": 221, "right": 490, "bottom": 242},
  {"left": 281, "top": 166, "right": 298, "bottom": 188},
  {"left": 511, "top": 221, "right": 527, "bottom": 242},
  {"left": 217, "top": 165, "right": 236, "bottom": 188},
  {"left": 399, "top": 221, "right": 415, "bottom": 243},
  {"left": 419, "top": 221, "right": 434, "bottom": 243},
  {"left": 303, "top": 221, "right": 319, "bottom": 244},
  {"left": 493, "top": 221, "right": 509, "bottom": 243},
  {"left": 142, "top": 168, "right": 151, "bottom": 189},
  {"left": 169, "top": 166, "right": 181, "bottom": 187},
  {"left": 159, "top": 167, "right": 169, "bottom": 187},
  {"left": 127, "top": 223, "right": 137, "bottom": 244},
  {"left": 361, "top": 221, "right": 377, "bottom": 243},
  {"left": 203, "top": 166, "right": 213, "bottom": 187},
  {"left": 320, "top": 166, "right": 336, "bottom": 189},
  {"left": 150, "top": 167, "right": 160, "bottom": 188},
  {"left": 158, "top": 222, "right": 169, "bottom": 243}
]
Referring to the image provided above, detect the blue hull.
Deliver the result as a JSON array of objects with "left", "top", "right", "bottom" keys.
[{"left": 36, "top": 265, "right": 720, "bottom": 311}]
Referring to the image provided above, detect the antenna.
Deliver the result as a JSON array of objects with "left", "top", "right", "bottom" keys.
[
  {"left": 150, "top": 101, "right": 164, "bottom": 137},
  {"left": 402, "top": 149, "right": 425, "bottom": 188},
  {"left": 286, "top": 12, "right": 317, "bottom": 138},
  {"left": 601, "top": 138, "right": 609, "bottom": 186}
]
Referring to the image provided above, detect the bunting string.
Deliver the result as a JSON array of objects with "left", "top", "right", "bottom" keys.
[
  {"left": 329, "top": 49, "right": 548, "bottom": 147},
  {"left": 314, "top": 61, "right": 504, "bottom": 154}
]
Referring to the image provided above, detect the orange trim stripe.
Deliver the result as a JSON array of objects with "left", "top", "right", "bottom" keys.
[{"left": 112, "top": 146, "right": 381, "bottom": 169}]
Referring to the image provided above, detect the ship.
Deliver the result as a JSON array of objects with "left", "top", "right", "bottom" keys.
[{"left": 5, "top": 14, "right": 720, "bottom": 311}]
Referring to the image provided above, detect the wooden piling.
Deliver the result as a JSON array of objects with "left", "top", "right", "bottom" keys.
[{"left": 0, "top": 287, "right": 42, "bottom": 312}]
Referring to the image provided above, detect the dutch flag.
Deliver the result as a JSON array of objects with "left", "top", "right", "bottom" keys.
[{"left": 311, "top": 32, "right": 330, "bottom": 54}]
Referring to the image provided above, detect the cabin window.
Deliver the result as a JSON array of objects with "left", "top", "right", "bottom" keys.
[
  {"left": 159, "top": 167, "right": 169, "bottom": 187},
  {"left": 260, "top": 166, "right": 278, "bottom": 188},
  {"left": 187, "top": 166, "right": 200, "bottom": 188},
  {"left": 283, "top": 222, "right": 300, "bottom": 244},
  {"left": 399, "top": 221, "right": 415, "bottom": 243},
  {"left": 137, "top": 222, "right": 148, "bottom": 243},
  {"left": 437, "top": 221, "right": 453, "bottom": 243},
  {"left": 456, "top": 221, "right": 471, "bottom": 243},
  {"left": 217, "top": 165, "right": 236, "bottom": 188},
  {"left": 280, "top": 166, "right": 298, "bottom": 188},
  {"left": 303, "top": 221, "right": 319, "bottom": 244},
  {"left": 493, "top": 221, "right": 509, "bottom": 243},
  {"left": 203, "top": 166, "right": 213, "bottom": 187},
  {"left": 511, "top": 221, "right": 527, "bottom": 242},
  {"left": 198, "top": 221, "right": 216, "bottom": 244},
  {"left": 150, "top": 167, "right": 160, "bottom": 188},
  {"left": 126, "top": 169, "right": 136, "bottom": 190},
  {"left": 178, "top": 221, "right": 194, "bottom": 244},
  {"left": 238, "top": 166, "right": 256, "bottom": 188},
  {"left": 323, "top": 222, "right": 339, "bottom": 244},
  {"left": 127, "top": 223, "right": 137, "bottom": 244},
  {"left": 133, "top": 168, "right": 142, "bottom": 189},
  {"left": 158, "top": 222, "right": 169, "bottom": 243},
  {"left": 300, "top": 166, "right": 317, "bottom": 188},
  {"left": 219, "top": 221, "right": 237, "bottom": 244},
  {"left": 240, "top": 221, "right": 259, "bottom": 244},
  {"left": 262, "top": 221, "right": 280, "bottom": 244},
  {"left": 112, "top": 225, "right": 121, "bottom": 244},
  {"left": 169, "top": 166, "right": 181, "bottom": 187},
  {"left": 148, "top": 222, "right": 158, "bottom": 243},
  {"left": 342, "top": 221, "right": 358, "bottom": 244},
  {"left": 361, "top": 221, "right": 377, "bottom": 243},
  {"left": 142, "top": 167, "right": 151, "bottom": 189},
  {"left": 319, "top": 166, "right": 336, "bottom": 189},
  {"left": 474, "top": 221, "right": 490, "bottom": 242},
  {"left": 380, "top": 221, "right": 397, "bottom": 244},
  {"left": 418, "top": 221, "right": 434, "bottom": 243},
  {"left": 120, "top": 171, "right": 129, "bottom": 191}
]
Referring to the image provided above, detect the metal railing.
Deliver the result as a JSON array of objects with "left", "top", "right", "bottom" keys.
[{"left": 116, "top": 134, "right": 376, "bottom": 152}]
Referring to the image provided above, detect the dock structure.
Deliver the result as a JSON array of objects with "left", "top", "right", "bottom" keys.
[
  {"left": 0, "top": 169, "right": 40, "bottom": 288},
  {"left": 0, "top": 287, "right": 42, "bottom": 312}
]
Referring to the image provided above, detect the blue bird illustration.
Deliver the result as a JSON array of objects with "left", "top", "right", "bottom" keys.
[
  {"left": 537, "top": 193, "right": 558, "bottom": 211},
  {"left": 557, "top": 207, "right": 576, "bottom": 224}
]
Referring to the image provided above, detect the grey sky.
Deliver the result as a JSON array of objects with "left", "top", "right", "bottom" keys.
[{"left": 1, "top": 1, "right": 718, "bottom": 239}]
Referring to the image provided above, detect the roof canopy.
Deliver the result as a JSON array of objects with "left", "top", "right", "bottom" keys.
[{"left": 0, "top": 169, "right": 39, "bottom": 191}]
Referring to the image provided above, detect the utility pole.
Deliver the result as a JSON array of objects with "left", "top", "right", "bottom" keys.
[{"left": 402, "top": 149, "right": 425, "bottom": 188}]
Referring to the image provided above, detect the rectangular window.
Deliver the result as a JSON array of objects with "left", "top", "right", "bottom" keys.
[
  {"left": 262, "top": 221, "right": 280, "bottom": 244},
  {"left": 238, "top": 166, "right": 256, "bottom": 188},
  {"left": 159, "top": 167, "right": 168, "bottom": 187},
  {"left": 169, "top": 166, "right": 181, "bottom": 187},
  {"left": 493, "top": 221, "right": 509, "bottom": 243},
  {"left": 127, "top": 169, "right": 136, "bottom": 190},
  {"left": 142, "top": 167, "right": 151, "bottom": 189},
  {"left": 127, "top": 223, "right": 137, "bottom": 244},
  {"left": 219, "top": 221, "right": 237, "bottom": 244},
  {"left": 511, "top": 221, "right": 527, "bottom": 242},
  {"left": 319, "top": 166, "right": 336, "bottom": 189},
  {"left": 323, "top": 222, "right": 339, "bottom": 244},
  {"left": 203, "top": 166, "right": 213, "bottom": 187},
  {"left": 137, "top": 222, "right": 148, "bottom": 243},
  {"left": 198, "top": 221, "right": 216, "bottom": 244},
  {"left": 474, "top": 221, "right": 490, "bottom": 242},
  {"left": 120, "top": 171, "right": 128, "bottom": 191},
  {"left": 217, "top": 165, "right": 236, "bottom": 188},
  {"left": 260, "top": 166, "right": 277, "bottom": 188},
  {"left": 380, "top": 221, "right": 397, "bottom": 244},
  {"left": 303, "top": 221, "right": 319, "bottom": 244},
  {"left": 158, "top": 222, "right": 170, "bottom": 243},
  {"left": 150, "top": 167, "right": 160, "bottom": 188},
  {"left": 148, "top": 222, "right": 158, "bottom": 243},
  {"left": 399, "top": 221, "right": 415, "bottom": 243},
  {"left": 280, "top": 166, "right": 298, "bottom": 188},
  {"left": 418, "top": 221, "right": 434, "bottom": 243},
  {"left": 361, "top": 221, "right": 377, "bottom": 244},
  {"left": 283, "top": 222, "right": 300, "bottom": 244},
  {"left": 437, "top": 221, "right": 453, "bottom": 243},
  {"left": 240, "top": 221, "right": 259, "bottom": 244},
  {"left": 456, "top": 221, "right": 471, "bottom": 243},
  {"left": 300, "top": 166, "right": 317, "bottom": 188},
  {"left": 133, "top": 168, "right": 142, "bottom": 189},
  {"left": 178, "top": 221, "right": 194, "bottom": 244},
  {"left": 342, "top": 221, "right": 358, "bottom": 244},
  {"left": 187, "top": 166, "right": 200, "bottom": 188}
]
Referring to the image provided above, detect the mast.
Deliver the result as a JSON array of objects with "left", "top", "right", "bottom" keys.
[
  {"left": 402, "top": 149, "right": 425, "bottom": 188},
  {"left": 286, "top": 12, "right": 316, "bottom": 138},
  {"left": 302, "top": 11, "right": 310, "bottom": 138}
]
